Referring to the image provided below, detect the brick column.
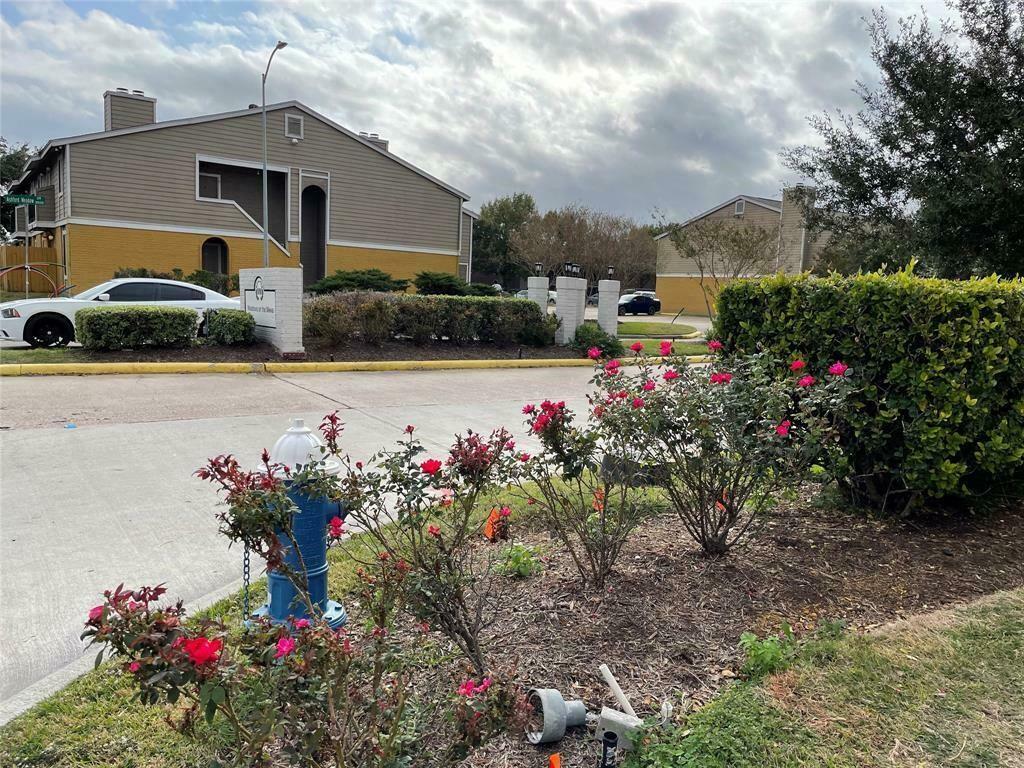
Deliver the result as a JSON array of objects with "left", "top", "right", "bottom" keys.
[
  {"left": 238, "top": 267, "right": 305, "bottom": 358},
  {"left": 597, "top": 279, "right": 620, "bottom": 336},
  {"left": 554, "top": 276, "right": 587, "bottom": 345},
  {"left": 527, "top": 275, "right": 548, "bottom": 312}
]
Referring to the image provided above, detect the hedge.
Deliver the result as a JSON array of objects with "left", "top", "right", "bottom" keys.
[
  {"left": 76, "top": 306, "right": 198, "bottom": 350},
  {"left": 303, "top": 292, "right": 555, "bottom": 347},
  {"left": 203, "top": 309, "right": 256, "bottom": 346},
  {"left": 713, "top": 270, "right": 1024, "bottom": 514}
]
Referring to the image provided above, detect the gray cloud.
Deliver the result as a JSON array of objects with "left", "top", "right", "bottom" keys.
[{"left": 0, "top": 0, "right": 947, "bottom": 221}]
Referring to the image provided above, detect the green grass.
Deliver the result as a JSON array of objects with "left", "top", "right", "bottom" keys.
[
  {"left": 626, "top": 589, "right": 1024, "bottom": 768},
  {"left": 0, "top": 347, "right": 76, "bottom": 364},
  {"left": 617, "top": 320, "right": 698, "bottom": 338},
  {"left": 621, "top": 338, "right": 709, "bottom": 356}
]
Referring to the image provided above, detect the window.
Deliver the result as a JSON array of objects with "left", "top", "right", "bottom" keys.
[
  {"left": 201, "top": 238, "right": 229, "bottom": 275},
  {"left": 198, "top": 172, "right": 221, "bottom": 199},
  {"left": 105, "top": 282, "right": 159, "bottom": 301},
  {"left": 284, "top": 114, "right": 304, "bottom": 140},
  {"left": 734, "top": 200, "right": 745, "bottom": 216},
  {"left": 157, "top": 284, "right": 204, "bottom": 301}
]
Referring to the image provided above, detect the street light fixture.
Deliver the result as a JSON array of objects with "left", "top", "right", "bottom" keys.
[
  {"left": 534, "top": 262, "right": 543, "bottom": 276},
  {"left": 261, "top": 40, "right": 288, "bottom": 267},
  {"left": 607, "top": 265, "right": 616, "bottom": 278}
]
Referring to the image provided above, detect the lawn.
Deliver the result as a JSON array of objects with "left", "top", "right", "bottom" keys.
[
  {"left": 627, "top": 588, "right": 1024, "bottom": 768},
  {"left": 617, "top": 320, "right": 699, "bottom": 338},
  {"left": 622, "top": 337, "right": 708, "bottom": 356}
]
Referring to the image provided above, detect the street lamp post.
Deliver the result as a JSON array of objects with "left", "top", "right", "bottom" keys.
[{"left": 262, "top": 40, "right": 288, "bottom": 268}]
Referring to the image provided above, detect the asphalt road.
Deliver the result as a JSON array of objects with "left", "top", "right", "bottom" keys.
[{"left": 0, "top": 367, "right": 595, "bottom": 723}]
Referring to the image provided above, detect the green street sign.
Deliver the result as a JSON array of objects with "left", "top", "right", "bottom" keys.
[{"left": 3, "top": 194, "right": 45, "bottom": 205}]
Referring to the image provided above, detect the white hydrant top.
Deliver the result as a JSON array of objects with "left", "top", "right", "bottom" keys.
[{"left": 269, "top": 418, "right": 340, "bottom": 475}]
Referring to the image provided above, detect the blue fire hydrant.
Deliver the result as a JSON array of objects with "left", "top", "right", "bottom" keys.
[{"left": 252, "top": 418, "right": 347, "bottom": 629}]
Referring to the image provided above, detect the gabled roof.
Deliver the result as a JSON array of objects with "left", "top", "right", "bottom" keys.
[
  {"left": 14, "top": 100, "right": 469, "bottom": 200},
  {"left": 653, "top": 194, "right": 782, "bottom": 240},
  {"left": 462, "top": 208, "right": 480, "bottom": 219}
]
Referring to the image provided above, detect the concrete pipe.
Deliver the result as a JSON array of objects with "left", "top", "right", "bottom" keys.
[{"left": 526, "top": 688, "right": 588, "bottom": 745}]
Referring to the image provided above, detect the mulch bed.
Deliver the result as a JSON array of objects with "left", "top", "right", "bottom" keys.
[
  {"left": 395, "top": 494, "right": 1024, "bottom": 767},
  {"left": 10, "top": 340, "right": 579, "bottom": 364}
]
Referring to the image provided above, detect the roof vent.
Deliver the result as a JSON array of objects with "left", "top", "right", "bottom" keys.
[
  {"left": 359, "top": 131, "right": 389, "bottom": 152},
  {"left": 116, "top": 87, "right": 129, "bottom": 93},
  {"left": 248, "top": 103, "right": 258, "bottom": 109},
  {"left": 132, "top": 89, "right": 145, "bottom": 96}
]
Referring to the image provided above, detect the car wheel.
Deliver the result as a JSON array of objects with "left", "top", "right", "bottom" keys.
[
  {"left": 25, "top": 315, "right": 74, "bottom": 348},
  {"left": 647, "top": 307, "right": 657, "bottom": 315},
  {"left": 617, "top": 307, "right": 625, "bottom": 316}
]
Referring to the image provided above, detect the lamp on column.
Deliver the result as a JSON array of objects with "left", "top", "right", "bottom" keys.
[
  {"left": 607, "top": 265, "right": 615, "bottom": 278},
  {"left": 534, "top": 262, "right": 543, "bottom": 276}
]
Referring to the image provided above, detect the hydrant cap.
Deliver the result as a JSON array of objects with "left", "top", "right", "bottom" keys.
[{"left": 270, "top": 418, "right": 340, "bottom": 475}]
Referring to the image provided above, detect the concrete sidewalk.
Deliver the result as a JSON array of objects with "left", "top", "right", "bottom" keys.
[{"left": 0, "top": 367, "right": 594, "bottom": 722}]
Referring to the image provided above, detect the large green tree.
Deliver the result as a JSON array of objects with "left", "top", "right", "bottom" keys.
[
  {"left": 1, "top": 137, "right": 34, "bottom": 240},
  {"left": 783, "top": 0, "right": 1024, "bottom": 277},
  {"left": 471, "top": 192, "right": 536, "bottom": 286}
]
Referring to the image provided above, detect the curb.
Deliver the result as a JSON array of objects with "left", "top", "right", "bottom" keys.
[{"left": 0, "top": 356, "right": 713, "bottom": 377}]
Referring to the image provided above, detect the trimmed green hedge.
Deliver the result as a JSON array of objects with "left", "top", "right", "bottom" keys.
[
  {"left": 713, "top": 270, "right": 1024, "bottom": 514},
  {"left": 76, "top": 306, "right": 198, "bottom": 350},
  {"left": 203, "top": 309, "right": 256, "bottom": 346},
  {"left": 303, "top": 292, "right": 555, "bottom": 347}
]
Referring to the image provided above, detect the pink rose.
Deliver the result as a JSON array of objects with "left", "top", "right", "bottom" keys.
[
  {"left": 641, "top": 380, "right": 656, "bottom": 392},
  {"left": 522, "top": 403, "right": 536, "bottom": 414},
  {"left": 294, "top": 618, "right": 311, "bottom": 629},
  {"left": 663, "top": 370, "right": 680, "bottom": 381},
  {"left": 588, "top": 346, "right": 602, "bottom": 360},
  {"left": 790, "top": 359, "right": 806, "bottom": 372},
  {"left": 88, "top": 605, "right": 104, "bottom": 623},
  {"left": 829, "top": 361, "right": 849, "bottom": 376},
  {"left": 275, "top": 636, "right": 296, "bottom": 659},
  {"left": 428, "top": 524, "right": 441, "bottom": 538},
  {"left": 797, "top": 375, "right": 815, "bottom": 388},
  {"left": 775, "top": 419, "right": 792, "bottom": 437},
  {"left": 659, "top": 340, "right": 673, "bottom": 356},
  {"left": 128, "top": 661, "right": 141, "bottom": 673},
  {"left": 710, "top": 372, "right": 733, "bottom": 385},
  {"left": 632, "top": 397, "right": 645, "bottom": 409},
  {"left": 519, "top": 452, "right": 531, "bottom": 462},
  {"left": 707, "top": 339, "right": 723, "bottom": 352}
]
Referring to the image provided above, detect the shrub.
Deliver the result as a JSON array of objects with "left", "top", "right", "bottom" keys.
[
  {"left": 497, "top": 543, "right": 542, "bottom": 578},
  {"left": 467, "top": 282, "right": 499, "bottom": 297},
  {"left": 713, "top": 268, "right": 1024, "bottom": 514},
  {"left": 76, "top": 306, "right": 198, "bottom": 350},
  {"left": 203, "top": 308, "right": 255, "bottom": 346},
  {"left": 113, "top": 266, "right": 179, "bottom": 280},
  {"left": 353, "top": 295, "right": 396, "bottom": 345},
  {"left": 415, "top": 271, "right": 469, "bottom": 295},
  {"left": 515, "top": 399, "right": 658, "bottom": 587},
  {"left": 393, "top": 294, "right": 440, "bottom": 345},
  {"left": 184, "top": 269, "right": 237, "bottom": 295},
  {"left": 572, "top": 321, "right": 624, "bottom": 358},
  {"left": 591, "top": 350, "right": 850, "bottom": 556},
  {"left": 739, "top": 624, "right": 796, "bottom": 679},
  {"left": 303, "top": 294, "right": 355, "bottom": 343},
  {"left": 308, "top": 268, "right": 410, "bottom": 295}
]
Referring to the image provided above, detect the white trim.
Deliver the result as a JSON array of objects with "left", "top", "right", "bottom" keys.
[
  {"left": 734, "top": 199, "right": 745, "bottom": 216},
  {"left": 67, "top": 217, "right": 291, "bottom": 255},
  {"left": 458, "top": 205, "right": 463, "bottom": 259},
  {"left": 198, "top": 172, "right": 222, "bottom": 199},
  {"left": 284, "top": 114, "right": 304, "bottom": 140},
  {"left": 652, "top": 195, "right": 782, "bottom": 240},
  {"left": 20, "top": 100, "right": 469, "bottom": 200},
  {"left": 327, "top": 238, "right": 459, "bottom": 257},
  {"left": 463, "top": 208, "right": 480, "bottom": 220},
  {"left": 196, "top": 153, "right": 289, "bottom": 174},
  {"left": 467, "top": 215, "right": 473, "bottom": 282}
]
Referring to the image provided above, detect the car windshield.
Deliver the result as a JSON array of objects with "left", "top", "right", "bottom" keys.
[{"left": 73, "top": 282, "right": 115, "bottom": 300}]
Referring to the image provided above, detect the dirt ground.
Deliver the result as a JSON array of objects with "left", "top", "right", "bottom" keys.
[{"left": 435, "top": 494, "right": 1024, "bottom": 767}]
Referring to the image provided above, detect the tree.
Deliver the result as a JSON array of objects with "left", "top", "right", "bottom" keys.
[
  {"left": 783, "top": 0, "right": 1024, "bottom": 278},
  {"left": 471, "top": 192, "right": 536, "bottom": 287},
  {"left": 1, "top": 137, "right": 34, "bottom": 240},
  {"left": 510, "top": 204, "right": 656, "bottom": 289},
  {"left": 661, "top": 217, "right": 780, "bottom": 319}
]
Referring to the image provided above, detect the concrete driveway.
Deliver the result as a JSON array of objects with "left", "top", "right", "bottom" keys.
[{"left": 0, "top": 367, "right": 595, "bottom": 723}]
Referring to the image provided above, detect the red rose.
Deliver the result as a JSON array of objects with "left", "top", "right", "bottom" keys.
[
  {"left": 182, "top": 636, "right": 223, "bottom": 666},
  {"left": 420, "top": 459, "right": 443, "bottom": 475},
  {"left": 630, "top": 341, "right": 645, "bottom": 353},
  {"left": 659, "top": 340, "right": 673, "bottom": 356},
  {"left": 797, "top": 375, "right": 815, "bottom": 388},
  {"left": 790, "top": 359, "right": 806, "bottom": 371},
  {"left": 707, "top": 339, "right": 723, "bottom": 352}
]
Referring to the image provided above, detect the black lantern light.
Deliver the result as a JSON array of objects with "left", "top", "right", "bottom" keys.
[
  {"left": 534, "top": 262, "right": 543, "bottom": 276},
  {"left": 607, "top": 265, "right": 616, "bottom": 278}
]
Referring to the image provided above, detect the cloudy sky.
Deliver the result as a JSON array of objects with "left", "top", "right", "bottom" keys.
[{"left": 1, "top": 0, "right": 947, "bottom": 222}]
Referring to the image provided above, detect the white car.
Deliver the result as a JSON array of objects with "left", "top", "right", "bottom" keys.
[{"left": 1, "top": 278, "right": 239, "bottom": 348}]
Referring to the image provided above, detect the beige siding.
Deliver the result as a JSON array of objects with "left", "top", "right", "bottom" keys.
[
  {"left": 657, "top": 200, "right": 781, "bottom": 275},
  {"left": 461, "top": 212, "right": 472, "bottom": 259},
  {"left": 69, "top": 109, "right": 463, "bottom": 253}
]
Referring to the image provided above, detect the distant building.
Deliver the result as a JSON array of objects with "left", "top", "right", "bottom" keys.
[{"left": 653, "top": 186, "right": 828, "bottom": 314}]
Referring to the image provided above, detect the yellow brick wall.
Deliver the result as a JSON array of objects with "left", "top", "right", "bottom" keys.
[
  {"left": 656, "top": 275, "right": 730, "bottom": 315},
  {"left": 66, "top": 224, "right": 295, "bottom": 291},
  {"left": 325, "top": 244, "right": 458, "bottom": 282}
]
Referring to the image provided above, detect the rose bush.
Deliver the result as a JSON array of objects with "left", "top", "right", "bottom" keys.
[{"left": 589, "top": 345, "right": 852, "bottom": 555}]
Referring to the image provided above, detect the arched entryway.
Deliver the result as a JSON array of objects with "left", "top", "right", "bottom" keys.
[
  {"left": 301, "top": 186, "right": 327, "bottom": 288},
  {"left": 201, "top": 237, "right": 228, "bottom": 275}
]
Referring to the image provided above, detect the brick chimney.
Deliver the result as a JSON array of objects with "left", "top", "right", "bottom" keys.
[
  {"left": 777, "top": 185, "right": 816, "bottom": 273},
  {"left": 104, "top": 88, "right": 156, "bottom": 131}
]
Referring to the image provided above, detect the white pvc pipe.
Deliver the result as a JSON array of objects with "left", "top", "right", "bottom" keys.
[{"left": 598, "top": 663, "right": 637, "bottom": 718}]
